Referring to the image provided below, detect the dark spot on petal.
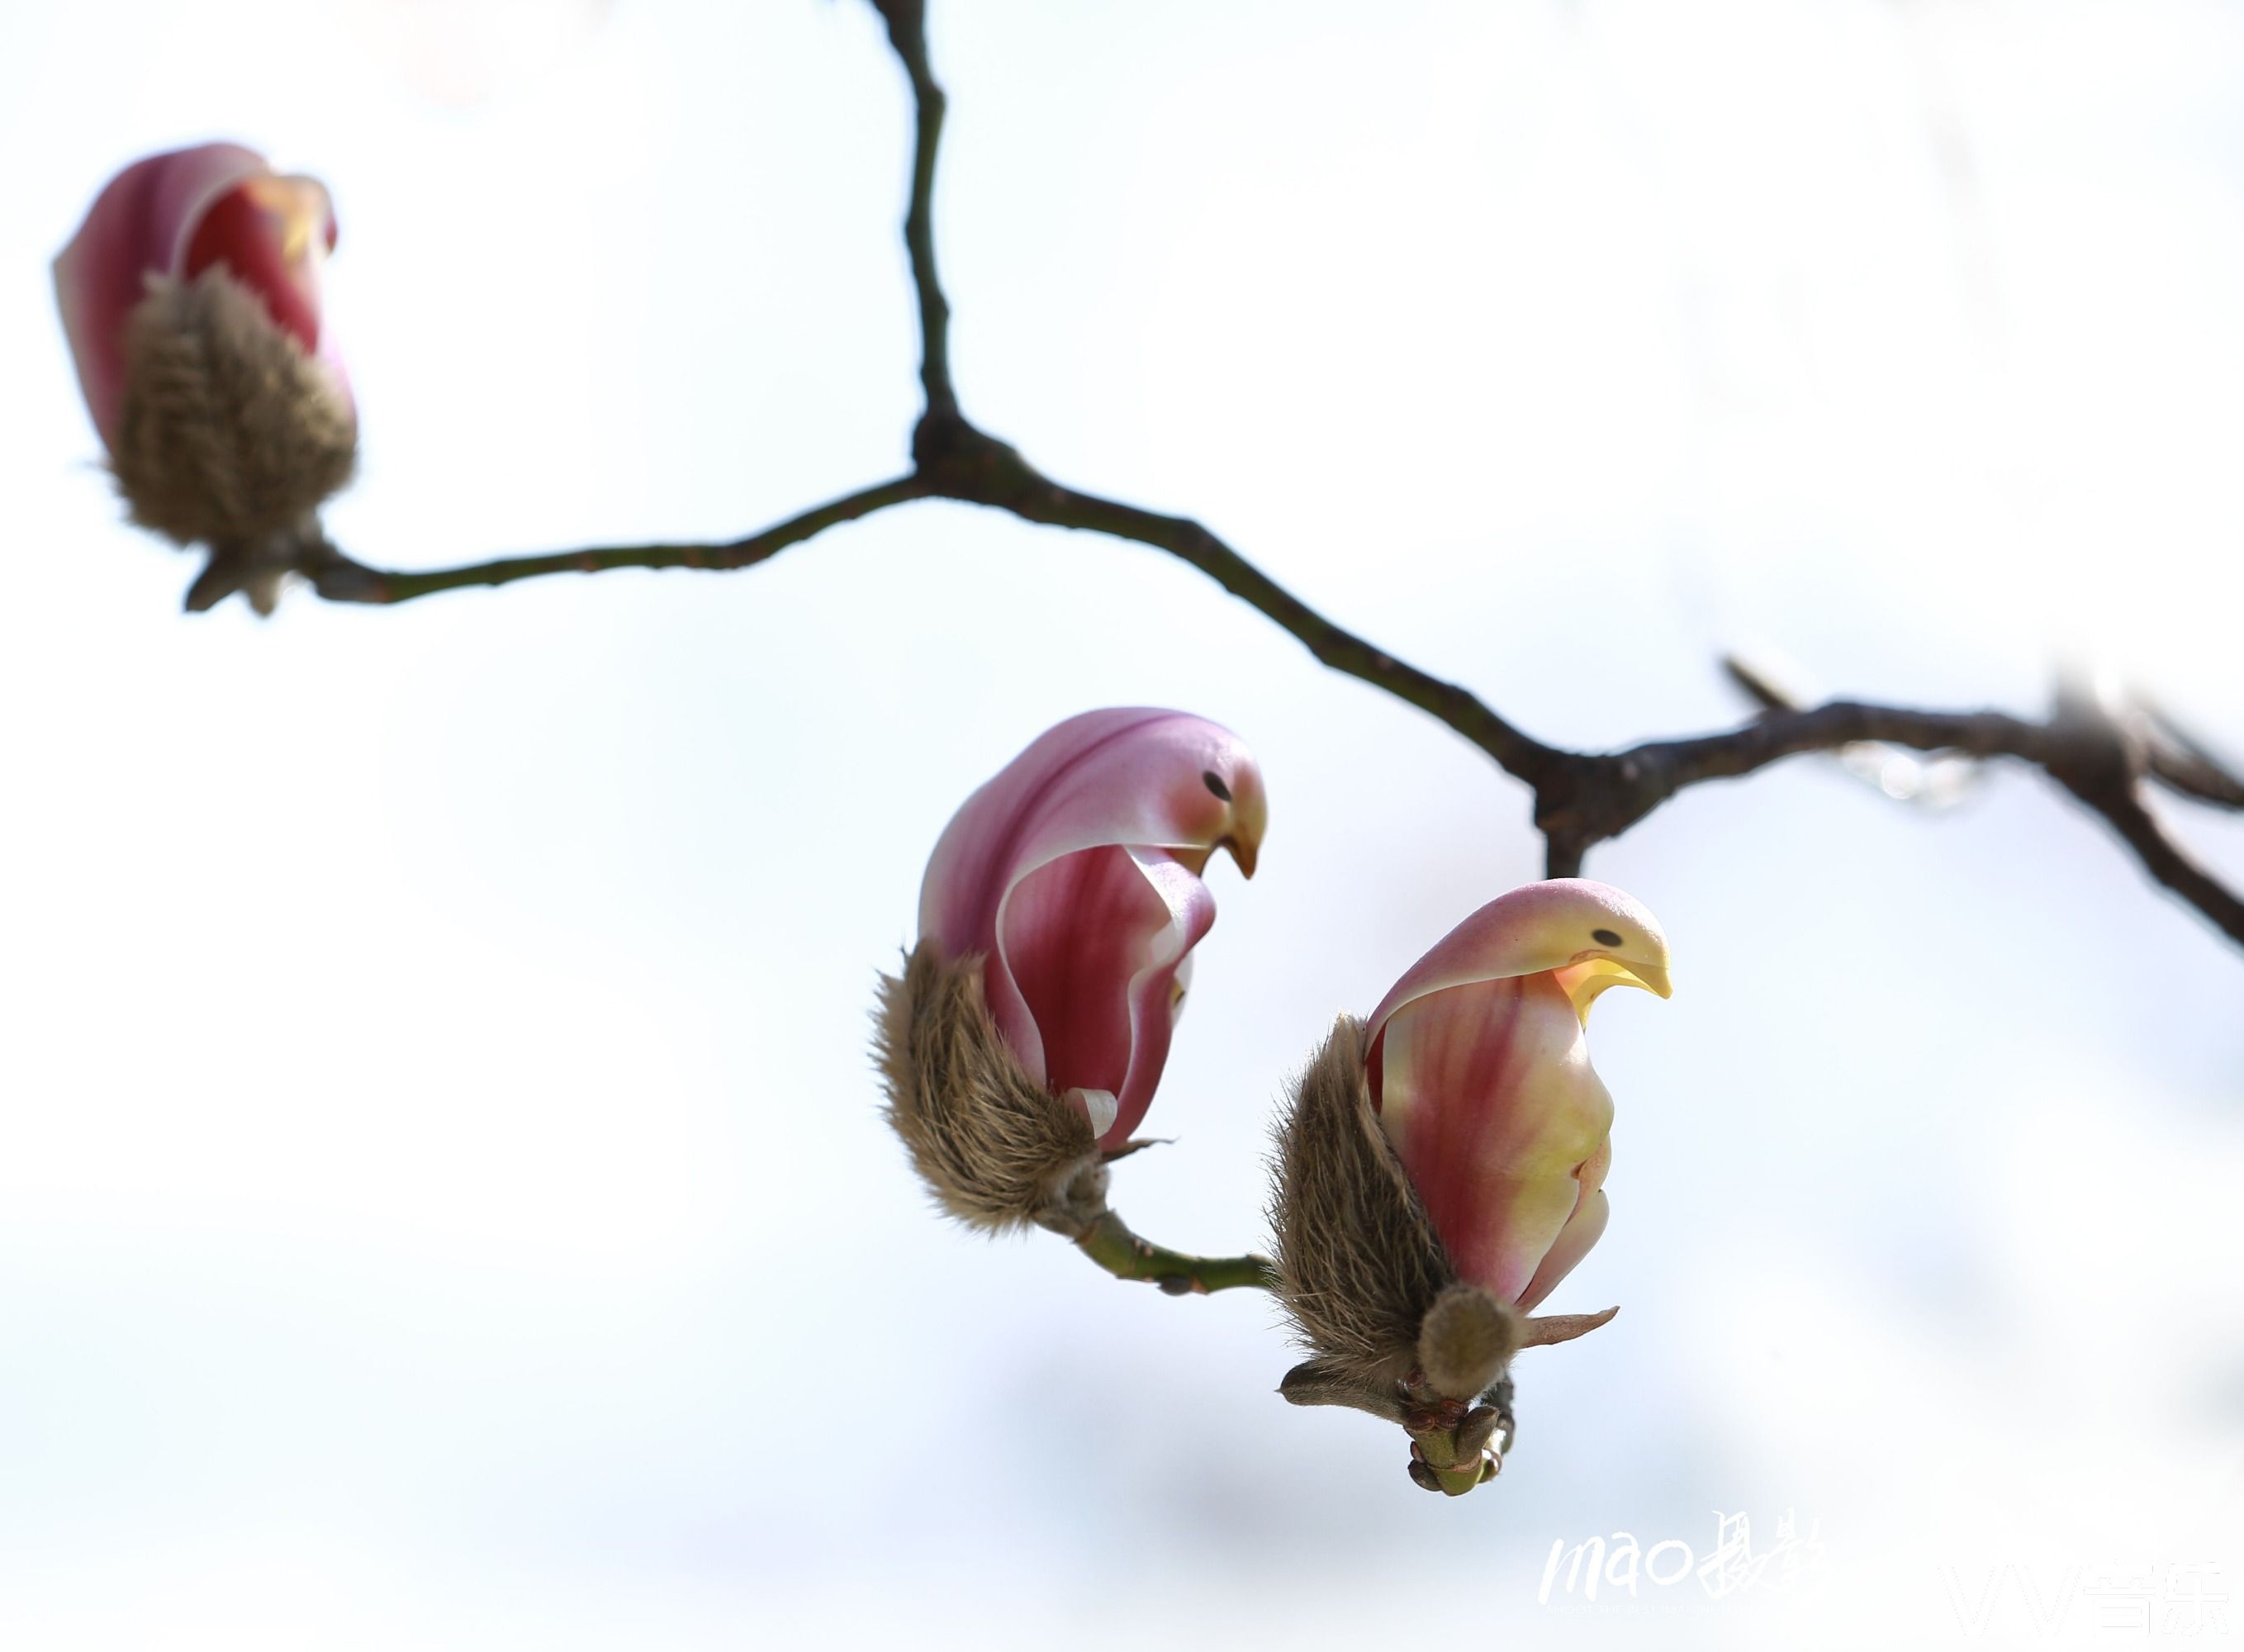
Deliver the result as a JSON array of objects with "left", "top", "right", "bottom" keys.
[
  {"left": 1591, "top": 928, "right": 1622, "bottom": 947},
  {"left": 1202, "top": 770, "right": 1232, "bottom": 802}
]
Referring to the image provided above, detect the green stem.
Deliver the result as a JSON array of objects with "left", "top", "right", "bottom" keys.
[{"left": 1070, "top": 1208, "right": 1276, "bottom": 1295}]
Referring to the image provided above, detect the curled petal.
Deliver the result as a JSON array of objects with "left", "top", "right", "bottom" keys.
[
  {"left": 918, "top": 709, "right": 1265, "bottom": 1150},
  {"left": 920, "top": 709, "right": 1264, "bottom": 951},
  {"left": 996, "top": 845, "right": 1214, "bottom": 1145},
  {"left": 1366, "top": 880, "right": 1668, "bottom": 1307},
  {"left": 1374, "top": 973, "right": 1612, "bottom": 1303},
  {"left": 181, "top": 172, "right": 338, "bottom": 359},
  {"left": 54, "top": 144, "right": 273, "bottom": 443},
  {"left": 1364, "top": 879, "right": 1670, "bottom": 1049},
  {"left": 1515, "top": 1186, "right": 1609, "bottom": 1313}
]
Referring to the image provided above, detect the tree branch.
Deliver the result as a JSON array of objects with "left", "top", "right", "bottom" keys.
[
  {"left": 260, "top": 0, "right": 2244, "bottom": 955},
  {"left": 2076, "top": 781, "right": 2244, "bottom": 945},
  {"left": 305, "top": 475, "right": 927, "bottom": 605},
  {"left": 1531, "top": 695, "right": 2244, "bottom": 947},
  {"left": 871, "top": 0, "right": 958, "bottom": 433},
  {"left": 2137, "top": 697, "right": 2244, "bottom": 811},
  {"left": 904, "top": 439, "right": 1561, "bottom": 787}
]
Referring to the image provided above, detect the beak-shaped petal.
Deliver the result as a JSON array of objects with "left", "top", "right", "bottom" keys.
[
  {"left": 918, "top": 709, "right": 1264, "bottom": 1150},
  {"left": 1552, "top": 956, "right": 1672, "bottom": 1025},
  {"left": 1625, "top": 960, "right": 1672, "bottom": 1001},
  {"left": 1366, "top": 879, "right": 1669, "bottom": 1310},
  {"left": 1374, "top": 972, "right": 1611, "bottom": 1303},
  {"left": 1364, "top": 879, "right": 1669, "bottom": 1050},
  {"left": 1222, "top": 832, "right": 1259, "bottom": 881},
  {"left": 54, "top": 142, "right": 273, "bottom": 444},
  {"left": 1221, "top": 774, "right": 1266, "bottom": 881}
]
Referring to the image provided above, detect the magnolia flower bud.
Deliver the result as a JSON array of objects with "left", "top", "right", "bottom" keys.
[
  {"left": 1367, "top": 879, "right": 1672, "bottom": 1309},
  {"left": 54, "top": 143, "right": 357, "bottom": 611},
  {"left": 876, "top": 709, "right": 1265, "bottom": 1232},
  {"left": 1270, "top": 879, "right": 1671, "bottom": 1491}
]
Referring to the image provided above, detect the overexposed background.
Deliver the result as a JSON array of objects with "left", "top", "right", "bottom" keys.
[{"left": 2, "top": 1, "right": 2240, "bottom": 1646}]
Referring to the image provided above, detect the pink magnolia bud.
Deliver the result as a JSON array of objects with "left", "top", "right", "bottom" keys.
[
  {"left": 1365, "top": 880, "right": 1672, "bottom": 1313},
  {"left": 918, "top": 708, "right": 1267, "bottom": 1151},
  {"left": 53, "top": 143, "right": 356, "bottom": 585}
]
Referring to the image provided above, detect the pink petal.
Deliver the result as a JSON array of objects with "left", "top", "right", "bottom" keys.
[
  {"left": 1364, "top": 879, "right": 1666, "bottom": 1050},
  {"left": 920, "top": 709, "right": 1261, "bottom": 953},
  {"left": 1364, "top": 881, "right": 1667, "bottom": 1306},
  {"left": 1515, "top": 1139, "right": 1612, "bottom": 1312},
  {"left": 1514, "top": 1190, "right": 1610, "bottom": 1313},
  {"left": 999, "top": 846, "right": 1214, "bottom": 1148},
  {"left": 53, "top": 143, "right": 273, "bottom": 444},
  {"left": 1374, "top": 973, "right": 1611, "bottom": 1303},
  {"left": 181, "top": 173, "right": 337, "bottom": 358},
  {"left": 918, "top": 708, "right": 1264, "bottom": 1146}
]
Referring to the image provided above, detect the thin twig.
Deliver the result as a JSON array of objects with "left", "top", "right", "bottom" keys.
[
  {"left": 1544, "top": 697, "right": 2244, "bottom": 947},
  {"left": 2137, "top": 697, "right": 2244, "bottom": 810},
  {"left": 983, "top": 468, "right": 1560, "bottom": 786},
  {"left": 267, "top": 0, "right": 2244, "bottom": 954},
  {"left": 308, "top": 476, "right": 927, "bottom": 605},
  {"left": 871, "top": 0, "right": 958, "bottom": 432},
  {"left": 2146, "top": 743, "right": 2244, "bottom": 811}
]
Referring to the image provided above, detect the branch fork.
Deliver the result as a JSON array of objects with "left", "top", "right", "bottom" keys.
[{"left": 222, "top": 0, "right": 2243, "bottom": 950}]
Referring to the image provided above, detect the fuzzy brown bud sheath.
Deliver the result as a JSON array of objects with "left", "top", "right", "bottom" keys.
[
  {"left": 1268, "top": 1014, "right": 1617, "bottom": 1493},
  {"left": 1269, "top": 1015, "right": 1462, "bottom": 1394},
  {"left": 875, "top": 940, "right": 1106, "bottom": 1233},
  {"left": 111, "top": 268, "right": 355, "bottom": 553},
  {"left": 873, "top": 941, "right": 1274, "bottom": 1293},
  {"left": 1417, "top": 1281, "right": 1521, "bottom": 1402}
]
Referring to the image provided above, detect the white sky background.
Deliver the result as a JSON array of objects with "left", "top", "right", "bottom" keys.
[{"left": 1, "top": 0, "right": 2241, "bottom": 1646}]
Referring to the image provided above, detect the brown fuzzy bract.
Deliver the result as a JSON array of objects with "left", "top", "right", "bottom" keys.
[
  {"left": 874, "top": 940, "right": 1102, "bottom": 1232},
  {"left": 111, "top": 268, "right": 357, "bottom": 547},
  {"left": 1417, "top": 1281, "right": 1521, "bottom": 1402},
  {"left": 1268, "top": 1014, "right": 1464, "bottom": 1391}
]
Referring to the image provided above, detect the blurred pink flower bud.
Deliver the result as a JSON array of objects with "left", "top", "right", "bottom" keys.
[
  {"left": 53, "top": 143, "right": 357, "bottom": 604},
  {"left": 1366, "top": 879, "right": 1672, "bottom": 1313},
  {"left": 918, "top": 707, "right": 1267, "bottom": 1151}
]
